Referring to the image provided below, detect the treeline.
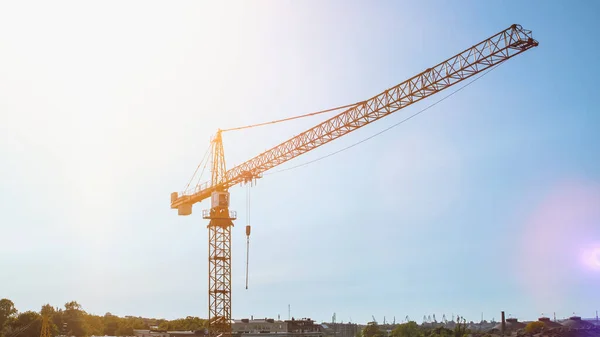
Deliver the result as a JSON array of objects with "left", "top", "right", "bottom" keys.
[
  {"left": 0, "top": 299, "right": 207, "bottom": 337},
  {"left": 362, "top": 319, "right": 471, "bottom": 337}
]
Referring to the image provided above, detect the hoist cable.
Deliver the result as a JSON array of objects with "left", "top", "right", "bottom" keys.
[
  {"left": 264, "top": 62, "right": 504, "bottom": 176},
  {"left": 245, "top": 184, "right": 250, "bottom": 290}
]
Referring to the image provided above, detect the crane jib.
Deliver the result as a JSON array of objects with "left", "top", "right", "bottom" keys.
[{"left": 171, "top": 24, "right": 538, "bottom": 210}]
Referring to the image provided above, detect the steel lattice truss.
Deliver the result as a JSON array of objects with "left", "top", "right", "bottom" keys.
[
  {"left": 171, "top": 24, "right": 537, "bottom": 210},
  {"left": 40, "top": 315, "right": 52, "bottom": 337},
  {"left": 207, "top": 214, "right": 233, "bottom": 337}
]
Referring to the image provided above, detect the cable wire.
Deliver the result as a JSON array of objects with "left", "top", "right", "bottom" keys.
[
  {"left": 194, "top": 153, "right": 212, "bottom": 192},
  {"left": 183, "top": 143, "right": 212, "bottom": 193},
  {"left": 265, "top": 62, "right": 504, "bottom": 176},
  {"left": 221, "top": 102, "right": 363, "bottom": 133},
  {"left": 6, "top": 317, "right": 39, "bottom": 337},
  {"left": 245, "top": 184, "right": 251, "bottom": 290}
]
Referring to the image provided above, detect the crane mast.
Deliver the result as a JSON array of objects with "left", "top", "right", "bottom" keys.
[{"left": 170, "top": 24, "right": 538, "bottom": 337}]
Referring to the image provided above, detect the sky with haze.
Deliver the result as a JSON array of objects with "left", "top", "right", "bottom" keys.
[{"left": 1, "top": 0, "right": 600, "bottom": 325}]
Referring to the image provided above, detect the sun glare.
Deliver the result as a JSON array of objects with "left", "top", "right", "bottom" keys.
[{"left": 581, "top": 246, "right": 600, "bottom": 271}]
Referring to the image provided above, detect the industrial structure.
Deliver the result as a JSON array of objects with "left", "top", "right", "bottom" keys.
[
  {"left": 39, "top": 313, "right": 52, "bottom": 337},
  {"left": 170, "top": 24, "right": 538, "bottom": 337},
  {"left": 491, "top": 318, "right": 526, "bottom": 334}
]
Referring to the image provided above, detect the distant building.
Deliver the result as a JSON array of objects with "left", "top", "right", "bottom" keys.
[
  {"left": 232, "top": 318, "right": 323, "bottom": 337},
  {"left": 232, "top": 318, "right": 286, "bottom": 334},
  {"left": 133, "top": 330, "right": 205, "bottom": 337},
  {"left": 134, "top": 329, "right": 169, "bottom": 337},
  {"left": 537, "top": 317, "right": 561, "bottom": 328},
  {"left": 581, "top": 317, "right": 600, "bottom": 326},
  {"left": 561, "top": 316, "right": 595, "bottom": 329},
  {"left": 320, "top": 322, "right": 360, "bottom": 337},
  {"left": 170, "top": 332, "right": 207, "bottom": 337},
  {"left": 489, "top": 318, "right": 526, "bottom": 333},
  {"left": 134, "top": 318, "right": 321, "bottom": 337}
]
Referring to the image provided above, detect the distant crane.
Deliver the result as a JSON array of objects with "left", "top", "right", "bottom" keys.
[
  {"left": 40, "top": 314, "right": 52, "bottom": 337},
  {"left": 332, "top": 312, "right": 337, "bottom": 337},
  {"left": 170, "top": 24, "right": 538, "bottom": 337}
]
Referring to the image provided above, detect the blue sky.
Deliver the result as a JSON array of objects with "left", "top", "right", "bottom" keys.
[{"left": 1, "top": 0, "right": 600, "bottom": 325}]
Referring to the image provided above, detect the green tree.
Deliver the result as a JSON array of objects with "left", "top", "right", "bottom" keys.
[
  {"left": 0, "top": 299, "right": 18, "bottom": 337},
  {"left": 63, "top": 301, "right": 87, "bottom": 337},
  {"left": 122, "top": 316, "right": 148, "bottom": 331},
  {"left": 11, "top": 311, "right": 41, "bottom": 337},
  {"left": 40, "top": 305, "right": 55, "bottom": 318},
  {"left": 103, "top": 313, "right": 120, "bottom": 336},
  {"left": 427, "top": 326, "right": 453, "bottom": 337},
  {"left": 453, "top": 316, "right": 468, "bottom": 337},
  {"left": 64, "top": 302, "right": 82, "bottom": 312},
  {"left": 113, "top": 316, "right": 150, "bottom": 336},
  {"left": 158, "top": 316, "right": 205, "bottom": 331},
  {"left": 392, "top": 321, "right": 422, "bottom": 337},
  {"left": 40, "top": 304, "right": 59, "bottom": 337},
  {"left": 83, "top": 314, "right": 103, "bottom": 336},
  {"left": 50, "top": 307, "right": 65, "bottom": 336},
  {"left": 524, "top": 321, "right": 544, "bottom": 334},
  {"left": 363, "top": 322, "right": 384, "bottom": 337},
  {"left": 115, "top": 320, "right": 134, "bottom": 336},
  {"left": 157, "top": 321, "right": 169, "bottom": 330}
]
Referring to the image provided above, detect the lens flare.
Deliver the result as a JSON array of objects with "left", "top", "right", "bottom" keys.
[
  {"left": 582, "top": 246, "right": 600, "bottom": 271},
  {"left": 518, "top": 179, "right": 600, "bottom": 309}
]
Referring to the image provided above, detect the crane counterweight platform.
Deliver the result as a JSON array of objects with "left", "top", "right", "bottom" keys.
[{"left": 170, "top": 24, "right": 538, "bottom": 337}]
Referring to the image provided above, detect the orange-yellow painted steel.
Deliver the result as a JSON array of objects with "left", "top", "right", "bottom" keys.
[
  {"left": 170, "top": 24, "right": 538, "bottom": 337},
  {"left": 40, "top": 314, "right": 52, "bottom": 337},
  {"left": 171, "top": 24, "right": 538, "bottom": 211},
  {"left": 204, "top": 207, "right": 235, "bottom": 337}
]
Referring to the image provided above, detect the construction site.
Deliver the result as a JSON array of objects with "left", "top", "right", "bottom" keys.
[{"left": 1, "top": 3, "right": 599, "bottom": 337}]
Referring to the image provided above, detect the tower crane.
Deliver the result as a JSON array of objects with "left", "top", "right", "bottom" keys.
[
  {"left": 170, "top": 24, "right": 538, "bottom": 337},
  {"left": 40, "top": 312, "right": 52, "bottom": 337}
]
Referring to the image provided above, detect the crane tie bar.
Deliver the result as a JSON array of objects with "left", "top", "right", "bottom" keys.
[{"left": 221, "top": 101, "right": 364, "bottom": 132}]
